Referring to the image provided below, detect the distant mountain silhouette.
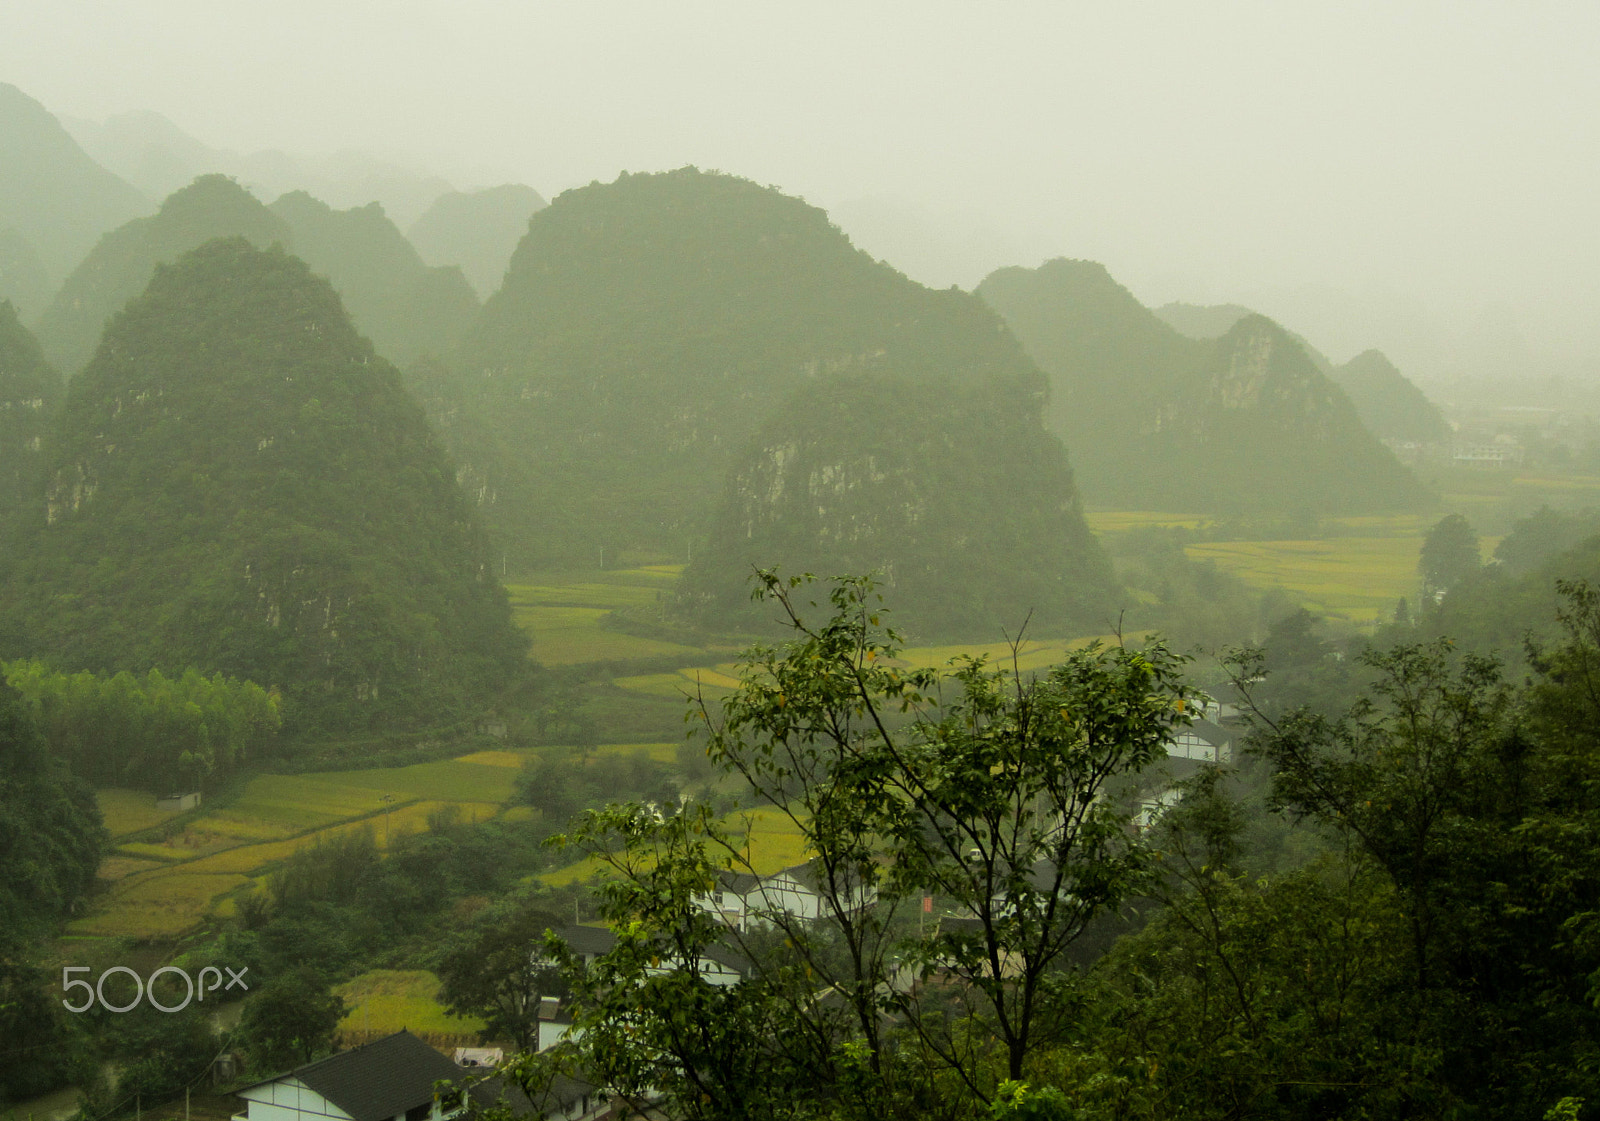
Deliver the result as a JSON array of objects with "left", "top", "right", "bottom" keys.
[
  {"left": 1329, "top": 349, "right": 1451, "bottom": 445},
  {"left": 270, "top": 191, "right": 479, "bottom": 364},
  {"left": 408, "top": 184, "right": 548, "bottom": 297},
  {"left": 1155, "top": 300, "right": 1450, "bottom": 445},
  {"left": 35, "top": 175, "right": 292, "bottom": 375},
  {"left": 63, "top": 109, "right": 454, "bottom": 227},
  {"left": 1152, "top": 302, "right": 1257, "bottom": 343},
  {"left": 979, "top": 260, "right": 1432, "bottom": 515},
  {"left": 0, "top": 229, "right": 51, "bottom": 319},
  {"left": 429, "top": 168, "right": 1113, "bottom": 636},
  {"left": 0, "top": 83, "right": 150, "bottom": 296},
  {"left": 36, "top": 176, "right": 480, "bottom": 375},
  {"left": 3, "top": 239, "right": 526, "bottom": 730}
]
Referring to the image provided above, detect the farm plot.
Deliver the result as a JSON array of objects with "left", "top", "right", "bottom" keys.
[
  {"left": 620, "top": 631, "right": 1146, "bottom": 706},
  {"left": 541, "top": 803, "right": 812, "bottom": 887},
  {"left": 1184, "top": 537, "right": 1425, "bottom": 625},
  {"left": 335, "top": 970, "right": 483, "bottom": 1038},
  {"left": 510, "top": 601, "right": 706, "bottom": 665},
  {"left": 78, "top": 752, "right": 522, "bottom": 940},
  {"left": 506, "top": 567, "right": 712, "bottom": 666},
  {"left": 96, "top": 788, "right": 181, "bottom": 839},
  {"left": 1085, "top": 510, "right": 1210, "bottom": 535},
  {"left": 71, "top": 872, "right": 250, "bottom": 938}
]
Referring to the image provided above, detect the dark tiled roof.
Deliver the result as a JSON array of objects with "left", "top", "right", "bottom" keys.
[
  {"left": 715, "top": 870, "right": 761, "bottom": 895},
  {"left": 554, "top": 923, "right": 617, "bottom": 956},
  {"left": 463, "top": 1068, "right": 597, "bottom": 1118},
  {"left": 243, "top": 1030, "right": 461, "bottom": 1121},
  {"left": 1187, "top": 718, "right": 1234, "bottom": 746}
]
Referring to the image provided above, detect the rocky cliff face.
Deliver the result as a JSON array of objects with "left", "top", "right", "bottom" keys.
[
  {"left": 4, "top": 238, "right": 526, "bottom": 730},
  {"left": 680, "top": 373, "right": 1113, "bottom": 639},
  {"left": 0, "top": 302, "right": 60, "bottom": 527}
]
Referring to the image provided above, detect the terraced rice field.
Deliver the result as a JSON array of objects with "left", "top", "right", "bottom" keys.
[
  {"left": 97, "top": 788, "right": 183, "bottom": 838},
  {"left": 71, "top": 872, "right": 251, "bottom": 938},
  {"left": 1184, "top": 537, "right": 1426, "bottom": 625},
  {"left": 727, "top": 807, "right": 812, "bottom": 874},
  {"left": 507, "top": 566, "right": 713, "bottom": 665},
  {"left": 615, "top": 631, "right": 1148, "bottom": 708},
  {"left": 76, "top": 751, "right": 528, "bottom": 939},
  {"left": 1084, "top": 510, "right": 1211, "bottom": 534},
  {"left": 541, "top": 803, "right": 812, "bottom": 887}
]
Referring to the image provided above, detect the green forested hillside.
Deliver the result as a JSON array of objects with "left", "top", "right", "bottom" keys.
[
  {"left": 979, "top": 260, "right": 1431, "bottom": 514},
  {"left": 0, "top": 302, "right": 60, "bottom": 527},
  {"left": 679, "top": 372, "right": 1114, "bottom": 637},
  {"left": 407, "top": 183, "right": 547, "bottom": 297},
  {"left": 270, "top": 191, "right": 479, "bottom": 364},
  {"left": 435, "top": 168, "right": 1105, "bottom": 578},
  {"left": 2, "top": 238, "right": 527, "bottom": 731},
  {"left": 35, "top": 174, "right": 291, "bottom": 374},
  {"left": 0, "top": 82, "right": 150, "bottom": 306}
]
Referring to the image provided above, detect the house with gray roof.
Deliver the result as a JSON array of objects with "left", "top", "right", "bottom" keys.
[{"left": 234, "top": 1031, "right": 463, "bottom": 1121}]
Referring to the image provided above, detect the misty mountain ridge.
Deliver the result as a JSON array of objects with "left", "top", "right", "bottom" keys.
[
  {"left": 979, "top": 259, "right": 1433, "bottom": 515},
  {"left": 1, "top": 238, "right": 527, "bottom": 730},
  {"left": 0, "top": 83, "right": 150, "bottom": 308},
  {"left": 426, "top": 166, "right": 1114, "bottom": 636},
  {"left": 269, "top": 190, "right": 480, "bottom": 364},
  {"left": 61, "top": 108, "right": 456, "bottom": 228},
  {"left": 408, "top": 184, "right": 549, "bottom": 298},
  {"left": 1156, "top": 300, "right": 1450, "bottom": 445},
  {"left": 35, "top": 175, "right": 479, "bottom": 375},
  {"left": 34, "top": 174, "right": 293, "bottom": 375}
]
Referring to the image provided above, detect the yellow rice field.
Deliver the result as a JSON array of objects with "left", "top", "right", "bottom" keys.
[
  {"left": 76, "top": 752, "right": 522, "bottom": 939},
  {"left": 96, "top": 788, "right": 182, "bottom": 839},
  {"left": 1184, "top": 537, "right": 1425, "bottom": 625},
  {"left": 335, "top": 969, "right": 485, "bottom": 1038}
]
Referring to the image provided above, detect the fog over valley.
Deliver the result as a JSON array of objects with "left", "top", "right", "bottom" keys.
[
  {"left": 4, "top": 3, "right": 1597, "bottom": 389},
  {"left": 8, "top": 6, "right": 1600, "bottom": 1120}
]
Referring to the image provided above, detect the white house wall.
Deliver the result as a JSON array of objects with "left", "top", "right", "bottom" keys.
[{"left": 240, "top": 1080, "right": 353, "bottom": 1121}]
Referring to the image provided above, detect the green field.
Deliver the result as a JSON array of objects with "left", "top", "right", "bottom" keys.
[
  {"left": 1184, "top": 537, "right": 1425, "bottom": 625},
  {"left": 75, "top": 752, "right": 525, "bottom": 940},
  {"left": 335, "top": 969, "right": 484, "bottom": 1037},
  {"left": 507, "top": 568, "right": 712, "bottom": 665},
  {"left": 96, "top": 788, "right": 182, "bottom": 839}
]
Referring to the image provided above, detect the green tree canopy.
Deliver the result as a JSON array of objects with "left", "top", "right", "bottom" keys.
[{"left": 1419, "top": 513, "right": 1481, "bottom": 599}]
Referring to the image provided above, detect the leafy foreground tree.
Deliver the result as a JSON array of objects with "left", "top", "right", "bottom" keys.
[
  {"left": 238, "top": 965, "right": 346, "bottom": 1073},
  {"left": 1182, "top": 595, "right": 1600, "bottom": 1120},
  {"left": 515, "top": 573, "right": 1195, "bottom": 1120},
  {"left": 437, "top": 892, "right": 564, "bottom": 1052},
  {"left": 1418, "top": 513, "right": 1481, "bottom": 601}
]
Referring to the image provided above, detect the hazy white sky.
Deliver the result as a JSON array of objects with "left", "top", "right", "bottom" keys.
[{"left": 4, "top": 1, "right": 1597, "bottom": 381}]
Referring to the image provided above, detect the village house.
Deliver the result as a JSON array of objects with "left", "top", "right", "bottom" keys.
[
  {"left": 697, "top": 858, "right": 876, "bottom": 931},
  {"left": 233, "top": 1030, "right": 464, "bottom": 1121},
  {"left": 235, "top": 1030, "right": 609, "bottom": 1121}
]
